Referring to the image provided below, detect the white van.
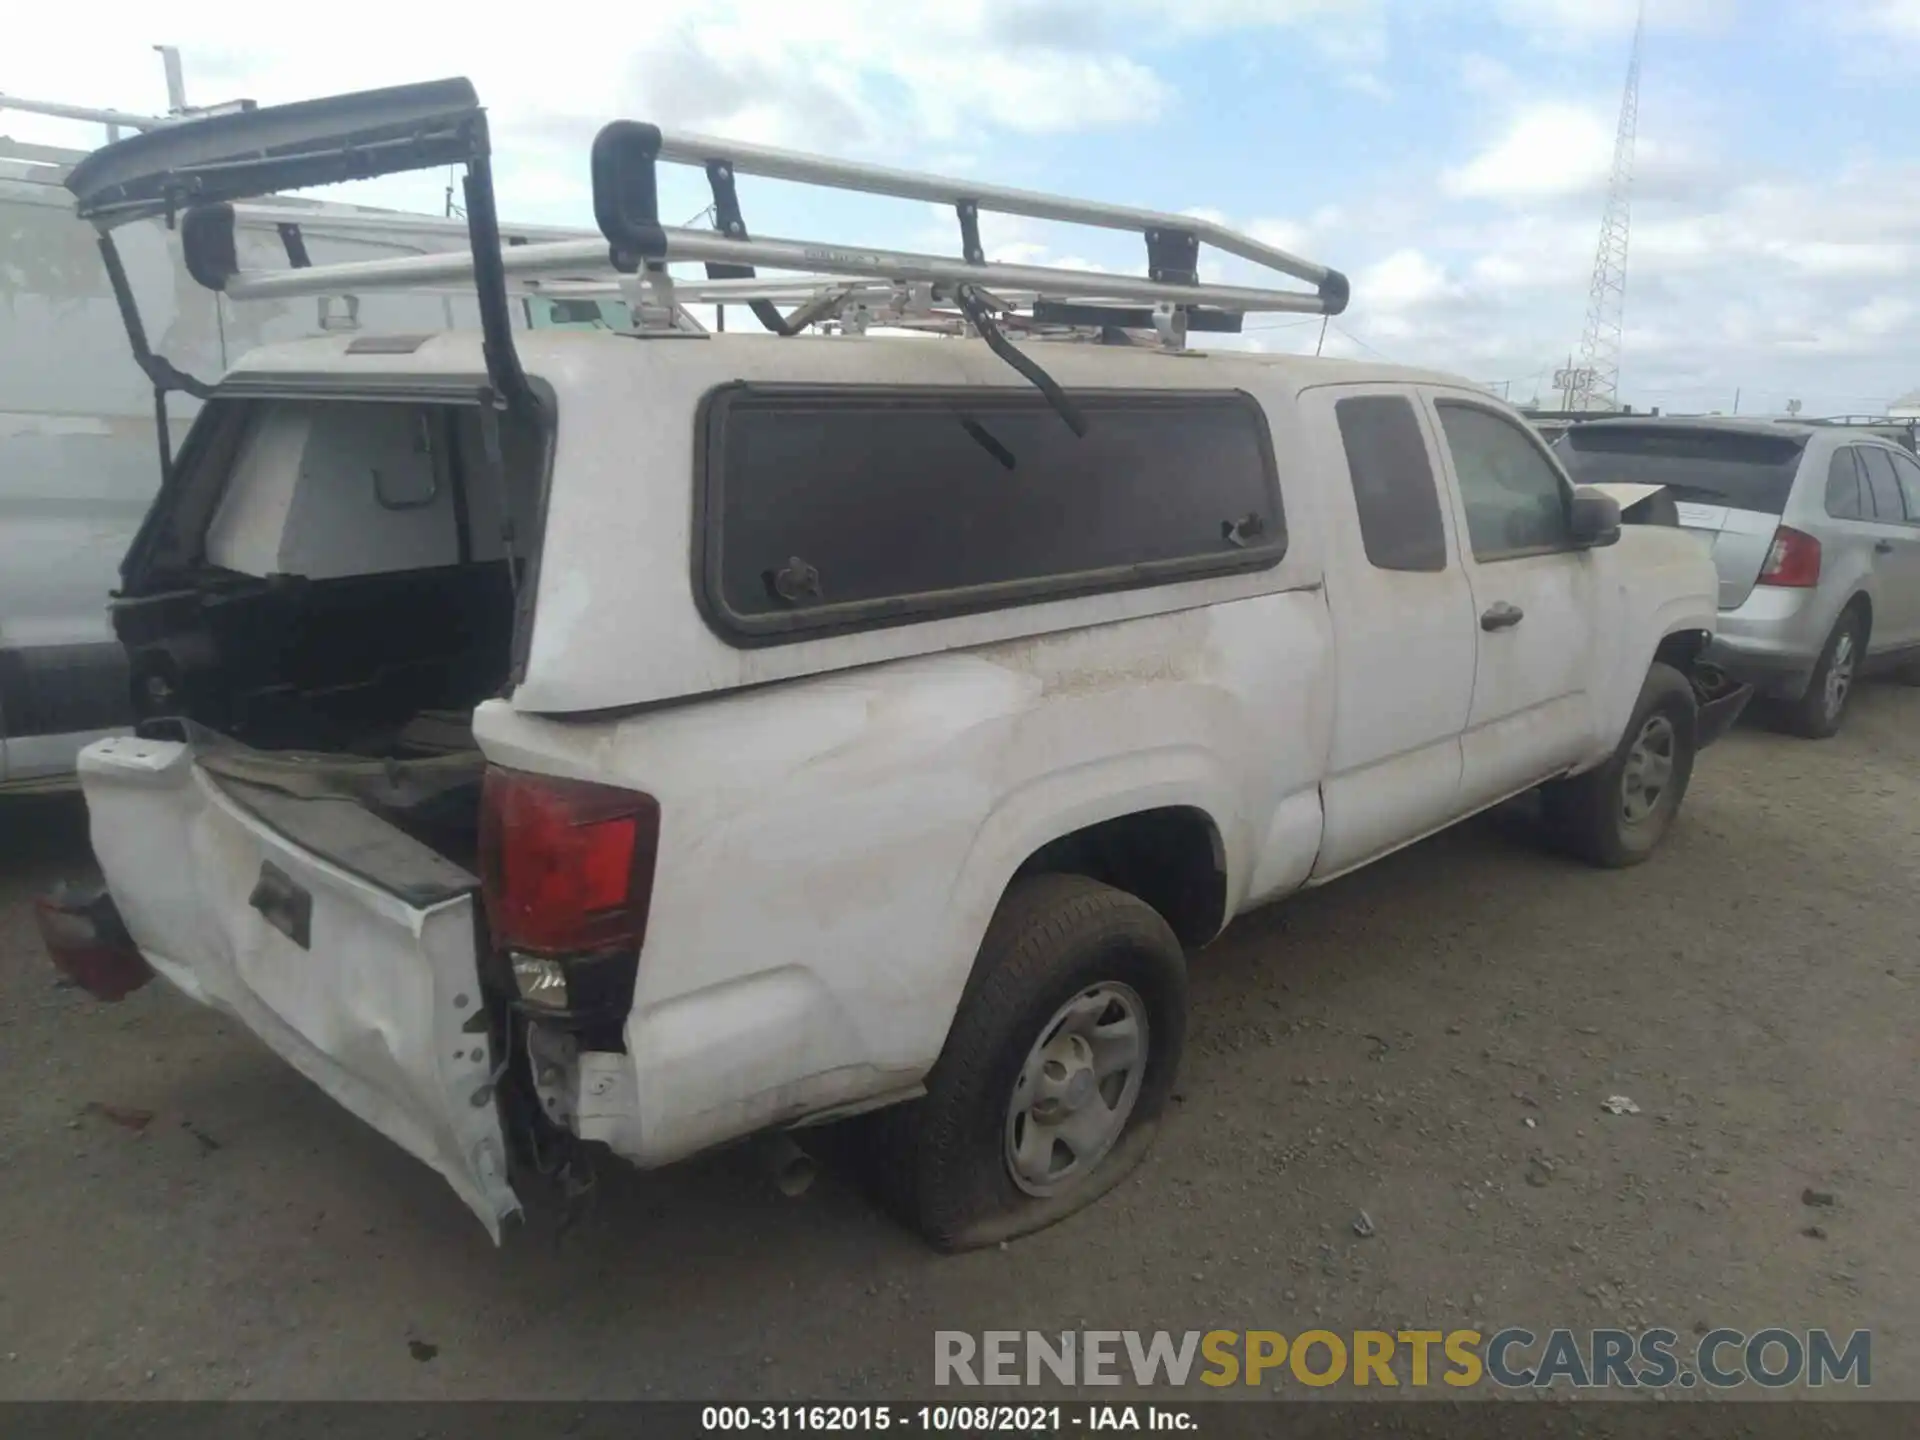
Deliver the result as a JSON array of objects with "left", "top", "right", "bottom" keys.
[{"left": 37, "top": 80, "right": 1749, "bottom": 1249}]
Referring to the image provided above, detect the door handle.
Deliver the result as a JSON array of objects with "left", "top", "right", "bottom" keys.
[
  {"left": 1875, "top": 539, "right": 1895, "bottom": 554},
  {"left": 1481, "top": 602, "right": 1525, "bottom": 631}
]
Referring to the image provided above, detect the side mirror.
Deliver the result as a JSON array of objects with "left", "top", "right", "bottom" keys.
[{"left": 1569, "top": 486, "right": 1622, "bottom": 549}]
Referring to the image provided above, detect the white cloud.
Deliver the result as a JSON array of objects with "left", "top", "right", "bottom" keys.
[
  {"left": 1457, "top": 52, "right": 1519, "bottom": 94},
  {"left": 1849, "top": 0, "right": 1920, "bottom": 38},
  {"left": 1490, "top": 0, "right": 1734, "bottom": 44},
  {"left": 1359, "top": 249, "right": 1459, "bottom": 309},
  {"left": 1440, "top": 97, "right": 1716, "bottom": 206},
  {"left": 3, "top": 1, "right": 1324, "bottom": 162},
  {"left": 1761, "top": 240, "right": 1914, "bottom": 279},
  {"left": 1308, "top": 152, "right": 1920, "bottom": 411},
  {"left": 1442, "top": 103, "right": 1616, "bottom": 200},
  {"left": 1250, "top": 219, "right": 1314, "bottom": 255},
  {"left": 5, "top": 0, "right": 1916, "bottom": 414},
  {"left": 1844, "top": 295, "right": 1914, "bottom": 338}
]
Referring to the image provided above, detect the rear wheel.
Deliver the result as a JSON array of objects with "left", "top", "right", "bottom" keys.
[
  {"left": 873, "top": 874, "right": 1187, "bottom": 1251},
  {"left": 1777, "top": 607, "right": 1865, "bottom": 739},
  {"left": 1543, "top": 662, "right": 1698, "bottom": 868}
]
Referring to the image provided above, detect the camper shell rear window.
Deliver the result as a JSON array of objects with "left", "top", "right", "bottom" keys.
[{"left": 695, "top": 383, "right": 1285, "bottom": 645}]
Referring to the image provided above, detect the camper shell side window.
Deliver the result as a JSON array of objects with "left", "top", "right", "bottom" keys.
[{"left": 695, "top": 384, "right": 1286, "bottom": 645}]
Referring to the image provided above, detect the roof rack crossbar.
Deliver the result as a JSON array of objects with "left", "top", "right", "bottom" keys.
[
  {"left": 621, "top": 126, "right": 1348, "bottom": 313},
  {"left": 194, "top": 225, "right": 1333, "bottom": 315}
]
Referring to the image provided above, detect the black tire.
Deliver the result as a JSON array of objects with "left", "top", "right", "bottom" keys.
[
  {"left": 1776, "top": 605, "right": 1866, "bottom": 739},
  {"left": 1543, "top": 661, "right": 1698, "bottom": 868},
  {"left": 872, "top": 874, "right": 1187, "bottom": 1252}
]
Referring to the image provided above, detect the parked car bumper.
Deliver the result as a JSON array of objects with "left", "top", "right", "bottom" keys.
[
  {"left": 1704, "top": 637, "right": 1813, "bottom": 701},
  {"left": 1704, "top": 586, "right": 1834, "bottom": 700}
]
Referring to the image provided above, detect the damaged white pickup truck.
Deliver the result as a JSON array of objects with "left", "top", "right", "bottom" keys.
[{"left": 37, "top": 80, "right": 1748, "bottom": 1249}]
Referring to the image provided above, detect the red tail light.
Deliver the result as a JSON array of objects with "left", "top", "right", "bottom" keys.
[
  {"left": 1758, "top": 526, "right": 1821, "bottom": 588},
  {"left": 34, "top": 884, "right": 153, "bottom": 1003},
  {"left": 479, "top": 767, "right": 660, "bottom": 1022}
]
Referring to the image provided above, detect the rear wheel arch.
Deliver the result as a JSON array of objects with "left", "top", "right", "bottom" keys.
[
  {"left": 922, "top": 779, "right": 1236, "bottom": 1082},
  {"left": 1843, "top": 591, "right": 1873, "bottom": 648},
  {"left": 1653, "top": 627, "right": 1709, "bottom": 676},
  {"left": 1773, "top": 597, "right": 1870, "bottom": 738},
  {"left": 1008, "top": 804, "right": 1229, "bottom": 952}
]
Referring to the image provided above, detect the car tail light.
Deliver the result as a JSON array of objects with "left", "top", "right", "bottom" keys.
[
  {"left": 479, "top": 767, "right": 660, "bottom": 1024},
  {"left": 34, "top": 884, "right": 153, "bottom": 1002},
  {"left": 1757, "top": 526, "right": 1821, "bottom": 588}
]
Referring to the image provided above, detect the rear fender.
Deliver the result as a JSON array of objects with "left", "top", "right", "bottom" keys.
[{"left": 926, "top": 751, "right": 1246, "bottom": 1040}]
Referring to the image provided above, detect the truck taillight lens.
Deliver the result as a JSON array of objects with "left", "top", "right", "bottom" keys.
[
  {"left": 1758, "top": 526, "right": 1821, "bottom": 588},
  {"left": 34, "top": 884, "right": 153, "bottom": 1003},
  {"left": 479, "top": 767, "right": 660, "bottom": 1020}
]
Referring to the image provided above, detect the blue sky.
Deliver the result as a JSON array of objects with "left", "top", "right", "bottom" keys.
[{"left": 9, "top": 0, "right": 1920, "bottom": 415}]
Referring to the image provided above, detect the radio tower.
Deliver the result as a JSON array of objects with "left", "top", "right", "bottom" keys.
[{"left": 1573, "top": 0, "right": 1644, "bottom": 412}]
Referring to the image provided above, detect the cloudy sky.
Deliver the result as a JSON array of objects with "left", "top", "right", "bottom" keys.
[{"left": 6, "top": 0, "right": 1920, "bottom": 415}]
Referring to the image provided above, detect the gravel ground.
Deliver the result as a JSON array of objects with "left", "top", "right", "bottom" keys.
[{"left": 1, "top": 689, "right": 1915, "bottom": 1401}]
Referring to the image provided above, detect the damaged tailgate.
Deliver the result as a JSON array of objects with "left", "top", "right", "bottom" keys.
[{"left": 76, "top": 733, "right": 520, "bottom": 1238}]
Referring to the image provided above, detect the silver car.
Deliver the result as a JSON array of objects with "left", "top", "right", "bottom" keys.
[{"left": 1554, "top": 418, "right": 1920, "bottom": 737}]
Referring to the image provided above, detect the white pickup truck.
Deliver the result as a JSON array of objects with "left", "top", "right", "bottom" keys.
[{"left": 38, "top": 81, "right": 1747, "bottom": 1250}]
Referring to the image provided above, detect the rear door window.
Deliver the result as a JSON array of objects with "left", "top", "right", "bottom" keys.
[
  {"left": 1882, "top": 449, "right": 1920, "bottom": 524},
  {"left": 1825, "top": 450, "right": 1867, "bottom": 520},
  {"left": 1860, "top": 448, "right": 1908, "bottom": 523},
  {"left": 698, "top": 385, "right": 1285, "bottom": 643},
  {"left": 1552, "top": 426, "right": 1808, "bottom": 514},
  {"left": 1335, "top": 395, "right": 1447, "bottom": 571}
]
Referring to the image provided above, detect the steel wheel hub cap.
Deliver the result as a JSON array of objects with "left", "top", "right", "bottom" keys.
[
  {"left": 1005, "top": 982, "right": 1148, "bottom": 1197},
  {"left": 1826, "top": 632, "right": 1855, "bottom": 720},
  {"left": 1620, "top": 713, "right": 1676, "bottom": 825}
]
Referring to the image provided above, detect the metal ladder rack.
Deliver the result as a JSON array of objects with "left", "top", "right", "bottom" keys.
[{"left": 65, "top": 77, "right": 1352, "bottom": 441}]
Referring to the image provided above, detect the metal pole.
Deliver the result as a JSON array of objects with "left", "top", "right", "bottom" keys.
[
  {"left": 651, "top": 126, "right": 1343, "bottom": 293},
  {"left": 154, "top": 46, "right": 188, "bottom": 114}
]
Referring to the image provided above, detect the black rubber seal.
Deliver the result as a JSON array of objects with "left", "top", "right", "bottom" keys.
[
  {"left": 1318, "top": 267, "right": 1351, "bottom": 316},
  {"left": 591, "top": 120, "right": 666, "bottom": 273},
  {"left": 181, "top": 203, "right": 239, "bottom": 292}
]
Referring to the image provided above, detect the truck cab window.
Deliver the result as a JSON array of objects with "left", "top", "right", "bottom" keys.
[
  {"left": 1437, "top": 402, "right": 1573, "bottom": 560},
  {"left": 1335, "top": 394, "right": 1447, "bottom": 572}
]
